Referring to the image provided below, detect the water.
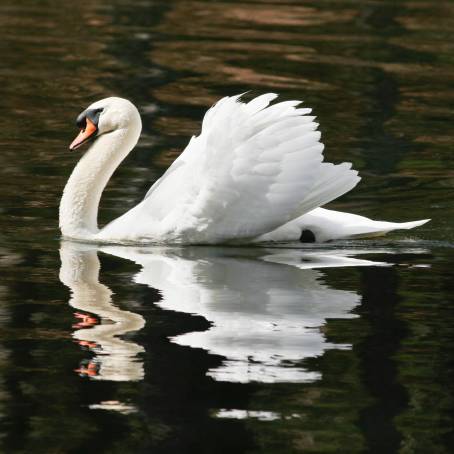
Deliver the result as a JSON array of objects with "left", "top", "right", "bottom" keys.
[{"left": 1, "top": 0, "right": 454, "bottom": 452}]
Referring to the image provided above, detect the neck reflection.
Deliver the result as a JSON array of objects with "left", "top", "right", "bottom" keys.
[{"left": 59, "top": 241, "right": 145, "bottom": 382}]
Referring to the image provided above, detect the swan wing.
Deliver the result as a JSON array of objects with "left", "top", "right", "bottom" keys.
[{"left": 101, "top": 94, "right": 359, "bottom": 243}]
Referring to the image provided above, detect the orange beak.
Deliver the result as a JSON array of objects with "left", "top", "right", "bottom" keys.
[{"left": 69, "top": 117, "right": 98, "bottom": 150}]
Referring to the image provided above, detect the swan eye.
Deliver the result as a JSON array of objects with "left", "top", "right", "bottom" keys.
[{"left": 75, "top": 107, "right": 104, "bottom": 129}]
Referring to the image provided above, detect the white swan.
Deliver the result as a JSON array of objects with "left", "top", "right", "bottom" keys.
[{"left": 60, "top": 94, "right": 429, "bottom": 244}]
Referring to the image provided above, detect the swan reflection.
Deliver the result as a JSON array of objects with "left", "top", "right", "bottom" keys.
[
  {"left": 59, "top": 242, "right": 145, "bottom": 382},
  {"left": 60, "top": 242, "right": 430, "bottom": 384},
  {"left": 99, "top": 245, "right": 392, "bottom": 384}
]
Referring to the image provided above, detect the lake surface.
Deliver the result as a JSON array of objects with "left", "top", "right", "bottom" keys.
[{"left": 1, "top": 0, "right": 454, "bottom": 452}]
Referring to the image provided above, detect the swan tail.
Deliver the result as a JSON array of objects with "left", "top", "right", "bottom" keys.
[
  {"left": 337, "top": 216, "right": 431, "bottom": 239},
  {"left": 381, "top": 218, "right": 430, "bottom": 231},
  {"left": 257, "top": 207, "right": 430, "bottom": 243},
  {"left": 295, "top": 162, "right": 361, "bottom": 216}
]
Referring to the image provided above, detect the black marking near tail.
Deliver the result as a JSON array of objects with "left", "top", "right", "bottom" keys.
[{"left": 300, "top": 229, "right": 316, "bottom": 243}]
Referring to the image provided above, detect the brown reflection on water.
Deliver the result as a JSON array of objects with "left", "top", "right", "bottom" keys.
[
  {"left": 149, "top": 0, "right": 350, "bottom": 101},
  {"left": 148, "top": 0, "right": 360, "bottom": 149},
  {"left": 224, "top": 3, "right": 355, "bottom": 27},
  {"left": 154, "top": 1, "right": 356, "bottom": 39},
  {"left": 397, "top": 2, "right": 454, "bottom": 31}
]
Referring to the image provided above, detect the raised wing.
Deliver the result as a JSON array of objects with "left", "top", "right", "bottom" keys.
[{"left": 101, "top": 94, "right": 359, "bottom": 243}]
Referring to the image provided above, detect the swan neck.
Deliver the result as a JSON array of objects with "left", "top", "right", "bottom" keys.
[{"left": 59, "top": 121, "right": 140, "bottom": 239}]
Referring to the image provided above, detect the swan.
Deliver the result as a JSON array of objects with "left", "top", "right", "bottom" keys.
[{"left": 60, "top": 94, "right": 429, "bottom": 244}]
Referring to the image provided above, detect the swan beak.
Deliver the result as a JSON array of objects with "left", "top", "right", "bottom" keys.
[{"left": 69, "top": 118, "right": 98, "bottom": 150}]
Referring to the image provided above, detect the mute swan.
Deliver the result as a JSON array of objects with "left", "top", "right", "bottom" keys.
[{"left": 60, "top": 94, "right": 429, "bottom": 244}]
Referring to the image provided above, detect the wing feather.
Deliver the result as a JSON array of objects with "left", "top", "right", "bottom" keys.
[{"left": 100, "top": 94, "right": 359, "bottom": 244}]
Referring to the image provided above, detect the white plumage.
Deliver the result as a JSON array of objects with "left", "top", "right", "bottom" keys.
[{"left": 59, "top": 94, "right": 429, "bottom": 244}]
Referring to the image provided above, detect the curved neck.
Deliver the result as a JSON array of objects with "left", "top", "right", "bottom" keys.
[{"left": 59, "top": 121, "right": 141, "bottom": 239}]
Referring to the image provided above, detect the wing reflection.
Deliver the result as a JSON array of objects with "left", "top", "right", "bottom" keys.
[
  {"left": 101, "top": 246, "right": 389, "bottom": 384},
  {"left": 59, "top": 242, "right": 145, "bottom": 382}
]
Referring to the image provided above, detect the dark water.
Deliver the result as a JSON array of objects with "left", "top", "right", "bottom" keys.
[{"left": 1, "top": 0, "right": 454, "bottom": 452}]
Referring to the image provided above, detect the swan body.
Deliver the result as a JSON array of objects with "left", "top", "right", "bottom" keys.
[{"left": 60, "top": 94, "right": 429, "bottom": 244}]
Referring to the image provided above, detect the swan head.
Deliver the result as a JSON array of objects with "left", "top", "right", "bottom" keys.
[{"left": 69, "top": 97, "right": 141, "bottom": 150}]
